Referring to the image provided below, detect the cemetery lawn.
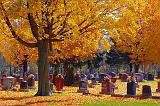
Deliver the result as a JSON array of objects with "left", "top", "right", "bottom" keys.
[
  {"left": 0, "top": 80, "right": 160, "bottom": 106},
  {"left": 84, "top": 100, "right": 159, "bottom": 106}
]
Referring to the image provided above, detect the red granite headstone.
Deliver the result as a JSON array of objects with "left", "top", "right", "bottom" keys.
[
  {"left": 156, "top": 82, "right": 160, "bottom": 92},
  {"left": 55, "top": 74, "right": 64, "bottom": 91},
  {"left": 121, "top": 73, "right": 129, "bottom": 82},
  {"left": 100, "top": 80, "right": 113, "bottom": 95}
]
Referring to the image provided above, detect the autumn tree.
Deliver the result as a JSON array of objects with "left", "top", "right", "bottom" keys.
[
  {"left": 113, "top": 0, "right": 160, "bottom": 72},
  {"left": 0, "top": 37, "right": 38, "bottom": 76},
  {"left": 0, "top": 0, "right": 116, "bottom": 96}
]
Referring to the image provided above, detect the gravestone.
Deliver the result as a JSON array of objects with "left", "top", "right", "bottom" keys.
[
  {"left": 143, "top": 73, "right": 148, "bottom": 80},
  {"left": 125, "top": 72, "right": 132, "bottom": 76},
  {"left": 49, "top": 74, "right": 53, "bottom": 83},
  {"left": 135, "top": 73, "right": 144, "bottom": 82},
  {"left": 18, "top": 78, "right": 24, "bottom": 84},
  {"left": 87, "top": 73, "right": 93, "bottom": 80},
  {"left": 80, "top": 74, "right": 87, "bottom": 81},
  {"left": 147, "top": 73, "right": 154, "bottom": 81},
  {"left": 20, "top": 81, "right": 29, "bottom": 92},
  {"left": 91, "top": 77, "right": 97, "bottom": 85},
  {"left": 13, "top": 77, "right": 17, "bottom": 87},
  {"left": 49, "top": 81, "right": 54, "bottom": 93},
  {"left": 2, "top": 76, "right": 15, "bottom": 90},
  {"left": 34, "top": 73, "right": 38, "bottom": 81},
  {"left": 109, "top": 72, "right": 116, "bottom": 77},
  {"left": 1, "top": 75, "right": 7, "bottom": 86},
  {"left": 77, "top": 80, "right": 89, "bottom": 93},
  {"left": 100, "top": 78, "right": 114, "bottom": 95},
  {"left": 111, "top": 77, "right": 117, "bottom": 83},
  {"left": 156, "top": 82, "right": 160, "bottom": 92},
  {"left": 121, "top": 73, "right": 129, "bottom": 82},
  {"left": 119, "top": 73, "right": 123, "bottom": 79},
  {"left": 127, "top": 81, "right": 136, "bottom": 96},
  {"left": 2, "top": 74, "right": 7, "bottom": 77},
  {"left": 110, "top": 77, "right": 118, "bottom": 89},
  {"left": 94, "top": 73, "right": 99, "bottom": 81},
  {"left": 27, "top": 74, "right": 35, "bottom": 89},
  {"left": 99, "top": 73, "right": 107, "bottom": 82},
  {"left": 157, "top": 72, "right": 160, "bottom": 79},
  {"left": 73, "top": 73, "right": 81, "bottom": 86},
  {"left": 142, "top": 85, "right": 152, "bottom": 98},
  {"left": 89, "top": 77, "right": 97, "bottom": 88},
  {"left": 55, "top": 74, "right": 64, "bottom": 91}
]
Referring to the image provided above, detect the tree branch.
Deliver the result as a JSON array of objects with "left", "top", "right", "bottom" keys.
[
  {"left": 27, "top": 2, "right": 39, "bottom": 40},
  {"left": 50, "top": 38, "right": 64, "bottom": 42},
  {"left": 57, "top": 11, "right": 71, "bottom": 35},
  {"left": 0, "top": 3, "right": 38, "bottom": 48}
]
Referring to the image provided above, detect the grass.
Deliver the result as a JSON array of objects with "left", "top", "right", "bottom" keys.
[{"left": 84, "top": 100, "right": 159, "bottom": 106}]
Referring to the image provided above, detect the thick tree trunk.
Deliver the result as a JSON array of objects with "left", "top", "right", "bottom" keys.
[
  {"left": 134, "top": 64, "right": 139, "bottom": 73},
  {"left": 35, "top": 40, "right": 50, "bottom": 96}
]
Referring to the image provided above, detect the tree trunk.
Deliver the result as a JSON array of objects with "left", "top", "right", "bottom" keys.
[
  {"left": 35, "top": 40, "right": 50, "bottom": 96},
  {"left": 129, "top": 63, "right": 132, "bottom": 72},
  {"left": 23, "top": 60, "right": 27, "bottom": 80},
  {"left": 134, "top": 64, "right": 139, "bottom": 73}
]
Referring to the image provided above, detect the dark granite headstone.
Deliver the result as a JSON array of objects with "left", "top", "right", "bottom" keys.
[
  {"left": 99, "top": 73, "right": 107, "bottom": 82},
  {"left": 157, "top": 72, "right": 160, "bottom": 79},
  {"left": 127, "top": 81, "right": 136, "bottom": 96},
  {"left": 147, "top": 74, "right": 154, "bottom": 81},
  {"left": 143, "top": 73, "right": 148, "bottom": 80},
  {"left": 142, "top": 85, "right": 152, "bottom": 98},
  {"left": 20, "top": 81, "right": 29, "bottom": 92},
  {"left": 72, "top": 73, "right": 81, "bottom": 86},
  {"left": 27, "top": 74, "right": 35, "bottom": 89}
]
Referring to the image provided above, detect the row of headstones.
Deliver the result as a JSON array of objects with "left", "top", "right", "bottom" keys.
[
  {"left": 77, "top": 76, "right": 160, "bottom": 98},
  {"left": 77, "top": 76, "right": 118, "bottom": 94},
  {"left": 126, "top": 81, "right": 160, "bottom": 98},
  {"left": 0, "top": 74, "right": 35, "bottom": 91},
  {"left": 119, "top": 73, "right": 156, "bottom": 82}
]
